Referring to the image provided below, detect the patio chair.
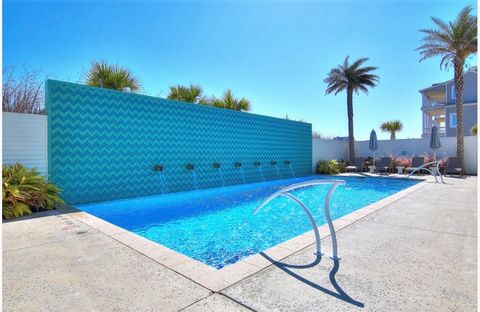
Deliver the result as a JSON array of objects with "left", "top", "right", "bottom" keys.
[
  {"left": 444, "top": 157, "right": 464, "bottom": 177},
  {"left": 346, "top": 157, "right": 366, "bottom": 172},
  {"left": 405, "top": 157, "right": 426, "bottom": 174},
  {"left": 375, "top": 157, "right": 393, "bottom": 174}
]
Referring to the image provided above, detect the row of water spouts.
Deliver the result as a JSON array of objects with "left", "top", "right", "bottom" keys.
[{"left": 154, "top": 161, "right": 296, "bottom": 191}]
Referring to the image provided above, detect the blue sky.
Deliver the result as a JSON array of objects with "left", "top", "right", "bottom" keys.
[{"left": 4, "top": 0, "right": 477, "bottom": 140}]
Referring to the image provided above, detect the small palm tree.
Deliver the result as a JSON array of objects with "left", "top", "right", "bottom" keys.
[
  {"left": 324, "top": 56, "right": 379, "bottom": 163},
  {"left": 210, "top": 89, "right": 251, "bottom": 111},
  {"left": 381, "top": 120, "right": 403, "bottom": 140},
  {"left": 471, "top": 124, "right": 477, "bottom": 136},
  {"left": 85, "top": 60, "right": 140, "bottom": 92},
  {"left": 167, "top": 84, "right": 209, "bottom": 104},
  {"left": 417, "top": 5, "right": 477, "bottom": 172}
]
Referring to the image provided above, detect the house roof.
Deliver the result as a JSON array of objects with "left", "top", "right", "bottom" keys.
[{"left": 419, "top": 67, "right": 477, "bottom": 93}]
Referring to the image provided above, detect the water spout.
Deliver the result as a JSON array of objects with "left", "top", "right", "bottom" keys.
[
  {"left": 271, "top": 160, "right": 281, "bottom": 179},
  {"left": 186, "top": 163, "right": 198, "bottom": 189},
  {"left": 153, "top": 164, "right": 166, "bottom": 193},
  {"left": 191, "top": 170, "right": 198, "bottom": 189},
  {"left": 234, "top": 162, "right": 245, "bottom": 183},
  {"left": 254, "top": 161, "right": 265, "bottom": 182},
  {"left": 213, "top": 163, "right": 225, "bottom": 187},
  {"left": 240, "top": 167, "right": 246, "bottom": 183},
  {"left": 285, "top": 161, "right": 295, "bottom": 178}
]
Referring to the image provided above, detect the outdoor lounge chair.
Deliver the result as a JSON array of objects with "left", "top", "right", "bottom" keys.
[
  {"left": 375, "top": 157, "right": 393, "bottom": 174},
  {"left": 444, "top": 157, "right": 463, "bottom": 177},
  {"left": 405, "top": 157, "right": 426, "bottom": 174},
  {"left": 346, "top": 157, "right": 366, "bottom": 172}
]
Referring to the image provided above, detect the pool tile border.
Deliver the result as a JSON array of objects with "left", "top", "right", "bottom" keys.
[{"left": 67, "top": 175, "right": 429, "bottom": 292}]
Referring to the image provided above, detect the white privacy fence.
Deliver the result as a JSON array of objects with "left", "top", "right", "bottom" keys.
[
  {"left": 313, "top": 136, "right": 478, "bottom": 175},
  {"left": 2, "top": 112, "right": 48, "bottom": 176},
  {"left": 2, "top": 111, "right": 478, "bottom": 177}
]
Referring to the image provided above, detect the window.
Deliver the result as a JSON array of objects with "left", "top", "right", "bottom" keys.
[
  {"left": 451, "top": 85, "right": 456, "bottom": 100},
  {"left": 450, "top": 113, "right": 457, "bottom": 128}
]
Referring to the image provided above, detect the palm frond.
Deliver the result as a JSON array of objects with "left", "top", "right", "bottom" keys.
[
  {"left": 324, "top": 56, "right": 378, "bottom": 96},
  {"left": 85, "top": 60, "right": 140, "bottom": 92},
  {"left": 211, "top": 89, "right": 251, "bottom": 111},
  {"left": 417, "top": 5, "right": 477, "bottom": 67}
]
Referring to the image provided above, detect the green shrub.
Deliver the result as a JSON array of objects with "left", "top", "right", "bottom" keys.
[
  {"left": 316, "top": 160, "right": 341, "bottom": 174},
  {"left": 2, "top": 163, "right": 64, "bottom": 219},
  {"left": 336, "top": 161, "right": 346, "bottom": 173}
]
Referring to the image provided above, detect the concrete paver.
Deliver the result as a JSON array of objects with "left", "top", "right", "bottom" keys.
[
  {"left": 2, "top": 176, "right": 477, "bottom": 311},
  {"left": 223, "top": 178, "right": 477, "bottom": 311},
  {"left": 3, "top": 214, "right": 211, "bottom": 312}
]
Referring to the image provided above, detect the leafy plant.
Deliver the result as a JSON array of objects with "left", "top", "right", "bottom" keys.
[
  {"left": 167, "top": 84, "right": 209, "bottom": 104},
  {"left": 324, "top": 56, "right": 379, "bottom": 164},
  {"left": 394, "top": 157, "right": 410, "bottom": 168},
  {"left": 316, "top": 160, "right": 341, "bottom": 174},
  {"left": 471, "top": 124, "right": 477, "bottom": 136},
  {"left": 210, "top": 89, "right": 251, "bottom": 111},
  {"left": 381, "top": 120, "right": 403, "bottom": 140},
  {"left": 2, "top": 163, "right": 64, "bottom": 219},
  {"left": 417, "top": 5, "right": 477, "bottom": 172},
  {"left": 85, "top": 60, "right": 141, "bottom": 92}
]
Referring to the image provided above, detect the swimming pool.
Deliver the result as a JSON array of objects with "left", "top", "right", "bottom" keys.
[{"left": 77, "top": 175, "right": 420, "bottom": 269}]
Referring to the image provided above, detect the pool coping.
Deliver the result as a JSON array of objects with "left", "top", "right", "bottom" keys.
[{"left": 66, "top": 175, "right": 430, "bottom": 292}]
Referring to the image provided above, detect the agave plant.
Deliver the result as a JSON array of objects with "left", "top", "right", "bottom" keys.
[
  {"left": 380, "top": 120, "right": 403, "bottom": 140},
  {"left": 210, "top": 89, "right": 251, "bottom": 111},
  {"left": 2, "top": 163, "right": 64, "bottom": 219},
  {"left": 167, "top": 84, "right": 209, "bottom": 104},
  {"left": 85, "top": 60, "right": 141, "bottom": 92}
]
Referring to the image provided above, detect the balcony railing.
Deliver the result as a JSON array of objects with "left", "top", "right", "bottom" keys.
[
  {"left": 423, "top": 126, "right": 446, "bottom": 136},
  {"left": 423, "top": 100, "right": 446, "bottom": 108}
]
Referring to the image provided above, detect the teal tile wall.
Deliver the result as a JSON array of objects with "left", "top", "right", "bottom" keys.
[{"left": 47, "top": 80, "right": 312, "bottom": 204}]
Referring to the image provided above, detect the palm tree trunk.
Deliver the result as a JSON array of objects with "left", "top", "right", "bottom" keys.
[
  {"left": 390, "top": 132, "right": 396, "bottom": 140},
  {"left": 347, "top": 87, "right": 355, "bottom": 163},
  {"left": 454, "top": 59, "right": 465, "bottom": 173}
]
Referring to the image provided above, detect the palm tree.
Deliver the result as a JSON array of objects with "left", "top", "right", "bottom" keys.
[
  {"left": 167, "top": 84, "right": 209, "bottom": 104},
  {"left": 85, "top": 60, "right": 140, "bottom": 92},
  {"left": 324, "top": 56, "right": 379, "bottom": 163},
  {"left": 417, "top": 5, "right": 477, "bottom": 172},
  {"left": 380, "top": 120, "right": 403, "bottom": 140},
  {"left": 210, "top": 89, "right": 251, "bottom": 111}
]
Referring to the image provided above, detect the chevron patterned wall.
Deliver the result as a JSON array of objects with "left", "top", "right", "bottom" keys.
[{"left": 47, "top": 80, "right": 312, "bottom": 204}]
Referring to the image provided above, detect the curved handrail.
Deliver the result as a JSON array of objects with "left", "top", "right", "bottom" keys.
[
  {"left": 279, "top": 193, "right": 323, "bottom": 256},
  {"left": 253, "top": 179, "right": 346, "bottom": 260},
  {"left": 407, "top": 161, "right": 444, "bottom": 183}
]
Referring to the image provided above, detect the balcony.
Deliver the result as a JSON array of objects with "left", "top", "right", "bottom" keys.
[
  {"left": 422, "top": 99, "right": 446, "bottom": 109},
  {"left": 422, "top": 126, "right": 446, "bottom": 137}
]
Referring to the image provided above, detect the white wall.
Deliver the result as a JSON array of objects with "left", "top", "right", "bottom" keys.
[
  {"left": 313, "top": 136, "right": 478, "bottom": 174},
  {"left": 2, "top": 112, "right": 48, "bottom": 176},
  {"left": 312, "top": 139, "right": 348, "bottom": 171},
  {"left": 2, "top": 112, "right": 477, "bottom": 177}
]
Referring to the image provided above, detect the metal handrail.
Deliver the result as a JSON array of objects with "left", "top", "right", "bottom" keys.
[
  {"left": 253, "top": 179, "right": 346, "bottom": 260},
  {"left": 407, "top": 160, "right": 444, "bottom": 183}
]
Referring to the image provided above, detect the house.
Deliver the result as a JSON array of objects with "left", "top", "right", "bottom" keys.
[{"left": 420, "top": 67, "right": 477, "bottom": 138}]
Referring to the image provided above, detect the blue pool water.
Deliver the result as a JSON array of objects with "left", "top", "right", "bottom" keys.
[{"left": 77, "top": 175, "right": 419, "bottom": 269}]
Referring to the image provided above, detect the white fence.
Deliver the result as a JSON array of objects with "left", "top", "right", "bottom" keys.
[
  {"left": 313, "top": 136, "right": 478, "bottom": 175},
  {"left": 2, "top": 111, "right": 477, "bottom": 177},
  {"left": 2, "top": 112, "right": 48, "bottom": 176}
]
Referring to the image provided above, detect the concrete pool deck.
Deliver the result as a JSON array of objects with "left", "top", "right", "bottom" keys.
[{"left": 3, "top": 175, "right": 477, "bottom": 311}]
